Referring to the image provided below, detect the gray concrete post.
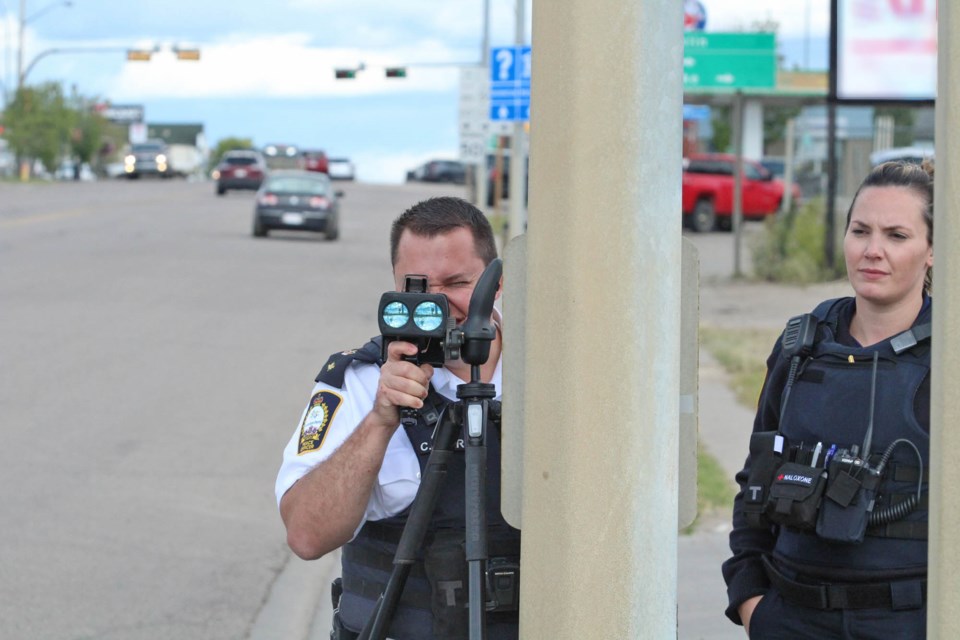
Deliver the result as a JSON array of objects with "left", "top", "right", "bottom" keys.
[
  {"left": 928, "top": 3, "right": 959, "bottom": 636},
  {"left": 519, "top": 1, "right": 683, "bottom": 636}
]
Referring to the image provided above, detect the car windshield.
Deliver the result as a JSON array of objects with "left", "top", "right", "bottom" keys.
[
  {"left": 225, "top": 156, "right": 258, "bottom": 166},
  {"left": 266, "top": 177, "right": 328, "bottom": 195},
  {"left": 132, "top": 143, "right": 164, "bottom": 153}
]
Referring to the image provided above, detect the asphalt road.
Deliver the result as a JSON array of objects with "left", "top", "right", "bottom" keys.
[
  {"left": 0, "top": 177, "right": 469, "bottom": 639},
  {"left": 1, "top": 177, "right": 777, "bottom": 639}
]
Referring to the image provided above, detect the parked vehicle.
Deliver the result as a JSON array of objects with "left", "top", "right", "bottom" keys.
[
  {"left": 405, "top": 159, "right": 466, "bottom": 184},
  {"left": 758, "top": 156, "right": 786, "bottom": 179},
  {"left": 303, "top": 149, "right": 329, "bottom": 174},
  {"left": 124, "top": 140, "right": 171, "bottom": 179},
  {"left": 213, "top": 150, "right": 267, "bottom": 195},
  {"left": 868, "top": 145, "right": 934, "bottom": 167},
  {"left": 328, "top": 157, "right": 356, "bottom": 181},
  {"left": 252, "top": 170, "right": 343, "bottom": 240},
  {"left": 166, "top": 143, "right": 204, "bottom": 177},
  {"left": 681, "top": 153, "right": 801, "bottom": 232}
]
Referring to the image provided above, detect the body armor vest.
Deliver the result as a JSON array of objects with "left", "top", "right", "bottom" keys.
[
  {"left": 773, "top": 298, "right": 930, "bottom": 581},
  {"left": 318, "top": 338, "right": 521, "bottom": 639}
]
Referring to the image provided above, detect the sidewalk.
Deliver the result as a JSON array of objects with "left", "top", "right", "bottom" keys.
[{"left": 679, "top": 277, "right": 853, "bottom": 639}]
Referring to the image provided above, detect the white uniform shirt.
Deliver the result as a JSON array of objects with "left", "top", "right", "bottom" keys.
[{"left": 275, "top": 353, "right": 503, "bottom": 534}]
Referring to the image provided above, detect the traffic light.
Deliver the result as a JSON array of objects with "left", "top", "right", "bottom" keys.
[
  {"left": 385, "top": 67, "right": 407, "bottom": 78},
  {"left": 335, "top": 69, "right": 356, "bottom": 79},
  {"left": 126, "top": 50, "right": 152, "bottom": 62},
  {"left": 175, "top": 48, "right": 201, "bottom": 61}
]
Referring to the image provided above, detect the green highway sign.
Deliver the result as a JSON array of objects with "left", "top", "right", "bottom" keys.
[{"left": 683, "top": 32, "right": 776, "bottom": 91}]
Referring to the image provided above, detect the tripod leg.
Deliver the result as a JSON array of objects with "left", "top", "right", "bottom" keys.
[
  {"left": 463, "top": 399, "right": 489, "bottom": 640},
  {"left": 358, "top": 409, "right": 460, "bottom": 640}
]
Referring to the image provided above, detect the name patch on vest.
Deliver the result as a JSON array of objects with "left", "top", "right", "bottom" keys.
[{"left": 298, "top": 391, "right": 343, "bottom": 455}]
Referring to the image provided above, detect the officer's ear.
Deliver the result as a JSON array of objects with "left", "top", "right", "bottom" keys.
[{"left": 494, "top": 275, "right": 503, "bottom": 301}]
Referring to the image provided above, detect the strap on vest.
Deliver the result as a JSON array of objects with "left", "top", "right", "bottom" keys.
[
  {"left": 891, "top": 323, "right": 932, "bottom": 354},
  {"left": 763, "top": 556, "right": 926, "bottom": 611}
]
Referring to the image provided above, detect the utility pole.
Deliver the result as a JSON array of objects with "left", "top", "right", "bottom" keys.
[
  {"left": 508, "top": 0, "right": 527, "bottom": 238},
  {"left": 17, "top": 0, "right": 25, "bottom": 90},
  {"left": 16, "top": 0, "right": 72, "bottom": 90},
  {"left": 475, "top": 0, "right": 490, "bottom": 214}
]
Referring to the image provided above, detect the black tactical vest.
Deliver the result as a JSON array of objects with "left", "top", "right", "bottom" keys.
[
  {"left": 773, "top": 298, "right": 930, "bottom": 581},
  {"left": 317, "top": 338, "right": 521, "bottom": 639}
]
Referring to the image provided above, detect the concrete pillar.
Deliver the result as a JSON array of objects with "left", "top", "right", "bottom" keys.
[
  {"left": 519, "top": 0, "right": 683, "bottom": 637},
  {"left": 742, "top": 98, "right": 764, "bottom": 160},
  {"left": 928, "top": 2, "right": 959, "bottom": 636}
]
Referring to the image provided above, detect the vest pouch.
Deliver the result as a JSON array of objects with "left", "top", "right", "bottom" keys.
[
  {"left": 816, "top": 464, "right": 881, "bottom": 544},
  {"left": 743, "top": 431, "right": 785, "bottom": 528},
  {"left": 424, "top": 530, "right": 469, "bottom": 639},
  {"left": 764, "top": 462, "right": 827, "bottom": 531}
]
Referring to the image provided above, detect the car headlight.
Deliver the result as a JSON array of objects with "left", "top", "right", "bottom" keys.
[
  {"left": 156, "top": 154, "right": 167, "bottom": 164},
  {"left": 124, "top": 154, "right": 135, "bottom": 164}
]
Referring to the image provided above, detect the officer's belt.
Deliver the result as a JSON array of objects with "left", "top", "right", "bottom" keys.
[
  {"left": 763, "top": 556, "right": 926, "bottom": 611},
  {"left": 340, "top": 573, "right": 432, "bottom": 611},
  {"left": 342, "top": 542, "right": 428, "bottom": 580}
]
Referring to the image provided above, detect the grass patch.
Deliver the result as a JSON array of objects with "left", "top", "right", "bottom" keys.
[
  {"left": 684, "top": 325, "right": 781, "bottom": 534},
  {"left": 700, "top": 325, "right": 780, "bottom": 408},
  {"left": 698, "top": 444, "right": 735, "bottom": 511},
  {"left": 684, "top": 443, "right": 737, "bottom": 534}
]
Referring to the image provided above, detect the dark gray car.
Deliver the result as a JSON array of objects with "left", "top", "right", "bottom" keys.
[{"left": 252, "top": 170, "right": 343, "bottom": 240}]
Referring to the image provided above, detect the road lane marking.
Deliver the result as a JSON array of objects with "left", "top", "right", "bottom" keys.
[{"left": 0, "top": 208, "right": 91, "bottom": 227}]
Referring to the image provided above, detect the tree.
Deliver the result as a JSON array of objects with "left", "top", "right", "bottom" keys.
[
  {"left": 710, "top": 105, "right": 731, "bottom": 153},
  {"left": 4, "top": 82, "right": 73, "bottom": 172},
  {"left": 210, "top": 137, "right": 254, "bottom": 168},
  {"left": 69, "top": 101, "right": 108, "bottom": 169}
]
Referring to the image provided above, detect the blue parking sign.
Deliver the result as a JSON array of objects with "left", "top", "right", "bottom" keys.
[{"left": 490, "top": 46, "right": 531, "bottom": 122}]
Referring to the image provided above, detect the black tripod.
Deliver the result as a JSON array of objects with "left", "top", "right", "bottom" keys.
[{"left": 358, "top": 259, "right": 503, "bottom": 640}]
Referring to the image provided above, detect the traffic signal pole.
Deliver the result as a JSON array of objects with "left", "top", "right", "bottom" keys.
[
  {"left": 517, "top": 0, "right": 683, "bottom": 637},
  {"left": 928, "top": 2, "right": 960, "bottom": 636},
  {"left": 507, "top": 0, "right": 526, "bottom": 239}
]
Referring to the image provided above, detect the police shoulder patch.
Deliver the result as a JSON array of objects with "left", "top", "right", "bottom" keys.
[{"left": 298, "top": 391, "right": 344, "bottom": 455}]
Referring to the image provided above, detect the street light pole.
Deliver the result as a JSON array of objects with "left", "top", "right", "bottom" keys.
[
  {"left": 17, "top": 0, "right": 72, "bottom": 90},
  {"left": 17, "top": 0, "right": 24, "bottom": 89}
]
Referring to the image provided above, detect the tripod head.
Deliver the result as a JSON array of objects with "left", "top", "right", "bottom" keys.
[{"left": 459, "top": 258, "right": 502, "bottom": 368}]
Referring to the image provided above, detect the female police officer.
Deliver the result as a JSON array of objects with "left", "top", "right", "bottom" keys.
[{"left": 722, "top": 160, "right": 934, "bottom": 639}]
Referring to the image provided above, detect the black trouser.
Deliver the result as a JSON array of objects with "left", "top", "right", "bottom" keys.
[
  {"left": 748, "top": 587, "right": 926, "bottom": 639},
  {"left": 751, "top": 559, "right": 927, "bottom": 639}
]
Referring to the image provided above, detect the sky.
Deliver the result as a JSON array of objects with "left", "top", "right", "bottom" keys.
[{"left": 0, "top": 0, "right": 831, "bottom": 183}]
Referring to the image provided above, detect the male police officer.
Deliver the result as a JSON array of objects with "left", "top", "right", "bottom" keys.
[{"left": 276, "top": 197, "right": 520, "bottom": 639}]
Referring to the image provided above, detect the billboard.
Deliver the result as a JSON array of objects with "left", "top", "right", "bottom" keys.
[{"left": 832, "top": 0, "right": 937, "bottom": 103}]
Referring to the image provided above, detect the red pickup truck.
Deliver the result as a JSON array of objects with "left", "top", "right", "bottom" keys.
[{"left": 682, "top": 153, "right": 800, "bottom": 232}]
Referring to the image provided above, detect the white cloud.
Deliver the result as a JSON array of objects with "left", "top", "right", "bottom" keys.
[{"left": 699, "top": 0, "right": 831, "bottom": 39}]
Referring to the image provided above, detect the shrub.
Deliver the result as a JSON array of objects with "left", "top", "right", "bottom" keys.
[{"left": 751, "top": 198, "right": 844, "bottom": 283}]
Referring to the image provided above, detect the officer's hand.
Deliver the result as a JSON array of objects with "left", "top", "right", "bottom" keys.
[
  {"left": 739, "top": 595, "right": 763, "bottom": 636},
  {"left": 371, "top": 341, "right": 434, "bottom": 429}
]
